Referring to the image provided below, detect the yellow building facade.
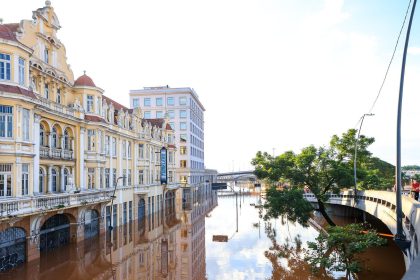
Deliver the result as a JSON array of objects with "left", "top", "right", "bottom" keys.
[{"left": 0, "top": 1, "right": 180, "bottom": 269}]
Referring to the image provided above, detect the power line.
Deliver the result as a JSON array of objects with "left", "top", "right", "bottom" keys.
[{"left": 354, "top": 0, "right": 413, "bottom": 130}]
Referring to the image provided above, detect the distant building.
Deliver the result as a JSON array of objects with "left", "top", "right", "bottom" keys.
[{"left": 129, "top": 86, "right": 206, "bottom": 187}]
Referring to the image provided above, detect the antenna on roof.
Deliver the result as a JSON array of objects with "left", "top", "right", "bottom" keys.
[{"left": 83, "top": 70, "right": 86, "bottom": 75}]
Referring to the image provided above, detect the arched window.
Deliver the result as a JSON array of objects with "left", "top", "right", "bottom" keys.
[
  {"left": 51, "top": 127, "right": 58, "bottom": 148},
  {"left": 51, "top": 168, "right": 57, "bottom": 192},
  {"left": 138, "top": 198, "right": 146, "bottom": 234},
  {"left": 40, "top": 124, "right": 45, "bottom": 146},
  {"left": 39, "top": 168, "right": 44, "bottom": 193},
  {"left": 63, "top": 129, "right": 70, "bottom": 150}
]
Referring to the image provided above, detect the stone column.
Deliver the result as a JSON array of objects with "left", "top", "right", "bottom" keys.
[
  {"left": 15, "top": 158, "right": 22, "bottom": 197},
  {"left": 60, "top": 136, "right": 65, "bottom": 158},
  {"left": 61, "top": 165, "right": 65, "bottom": 192},
  {"left": 48, "top": 165, "right": 53, "bottom": 193},
  {"left": 79, "top": 128, "right": 85, "bottom": 190},
  {"left": 33, "top": 114, "right": 41, "bottom": 194}
]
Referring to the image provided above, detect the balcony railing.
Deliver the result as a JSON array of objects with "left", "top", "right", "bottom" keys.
[
  {"left": 40, "top": 146, "right": 74, "bottom": 160},
  {"left": 0, "top": 190, "right": 113, "bottom": 218},
  {"left": 36, "top": 96, "right": 77, "bottom": 117}
]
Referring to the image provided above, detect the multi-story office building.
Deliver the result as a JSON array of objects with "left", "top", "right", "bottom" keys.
[
  {"left": 129, "top": 86, "right": 206, "bottom": 186},
  {"left": 0, "top": 1, "right": 179, "bottom": 270}
]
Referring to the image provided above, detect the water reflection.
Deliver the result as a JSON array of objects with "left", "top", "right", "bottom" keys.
[
  {"left": 1, "top": 195, "right": 215, "bottom": 280},
  {"left": 205, "top": 194, "right": 405, "bottom": 280}
]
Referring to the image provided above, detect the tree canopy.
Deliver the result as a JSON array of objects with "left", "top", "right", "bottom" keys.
[{"left": 252, "top": 129, "right": 394, "bottom": 226}]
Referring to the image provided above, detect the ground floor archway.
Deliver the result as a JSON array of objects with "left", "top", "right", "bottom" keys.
[
  {"left": 84, "top": 210, "right": 100, "bottom": 239},
  {"left": 0, "top": 227, "right": 26, "bottom": 271},
  {"left": 39, "top": 214, "right": 70, "bottom": 252}
]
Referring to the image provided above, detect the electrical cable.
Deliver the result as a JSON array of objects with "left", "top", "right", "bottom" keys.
[{"left": 354, "top": 0, "right": 413, "bottom": 129}]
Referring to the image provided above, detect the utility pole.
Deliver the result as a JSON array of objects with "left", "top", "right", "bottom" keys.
[
  {"left": 354, "top": 113, "right": 374, "bottom": 205},
  {"left": 395, "top": 0, "right": 417, "bottom": 252}
]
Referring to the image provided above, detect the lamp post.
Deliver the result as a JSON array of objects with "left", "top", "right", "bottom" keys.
[
  {"left": 395, "top": 0, "right": 417, "bottom": 251},
  {"left": 353, "top": 113, "right": 374, "bottom": 204},
  {"left": 108, "top": 176, "right": 125, "bottom": 230}
]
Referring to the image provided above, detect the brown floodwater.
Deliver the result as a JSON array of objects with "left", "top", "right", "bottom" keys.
[{"left": 0, "top": 194, "right": 406, "bottom": 280}]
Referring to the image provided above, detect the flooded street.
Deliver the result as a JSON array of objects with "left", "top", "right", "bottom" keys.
[
  {"left": 0, "top": 193, "right": 405, "bottom": 279},
  {"left": 205, "top": 194, "right": 405, "bottom": 280}
]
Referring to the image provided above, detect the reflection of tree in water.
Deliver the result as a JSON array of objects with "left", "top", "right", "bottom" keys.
[{"left": 264, "top": 220, "right": 332, "bottom": 280}]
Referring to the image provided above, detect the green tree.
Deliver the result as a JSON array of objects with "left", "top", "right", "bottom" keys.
[
  {"left": 305, "top": 224, "right": 386, "bottom": 279},
  {"left": 252, "top": 129, "right": 394, "bottom": 226}
]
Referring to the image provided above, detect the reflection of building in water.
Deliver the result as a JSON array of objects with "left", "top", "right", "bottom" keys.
[{"left": 179, "top": 173, "right": 218, "bottom": 280}]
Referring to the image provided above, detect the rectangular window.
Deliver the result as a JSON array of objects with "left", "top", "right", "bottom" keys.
[
  {"left": 123, "top": 169, "right": 127, "bottom": 185},
  {"left": 0, "top": 164, "right": 12, "bottom": 197},
  {"left": 0, "top": 105, "right": 13, "bottom": 138},
  {"left": 112, "top": 137, "right": 117, "bottom": 156},
  {"left": 112, "top": 168, "right": 117, "bottom": 185},
  {"left": 180, "top": 134, "right": 187, "bottom": 143},
  {"left": 56, "top": 89, "right": 61, "bottom": 104},
  {"left": 132, "top": 98, "right": 139, "bottom": 108},
  {"left": 22, "top": 108, "right": 30, "bottom": 141},
  {"left": 156, "top": 111, "right": 163, "bottom": 118},
  {"left": 88, "top": 168, "right": 95, "bottom": 189},
  {"left": 127, "top": 142, "right": 131, "bottom": 158},
  {"left": 0, "top": 53, "right": 11, "bottom": 81},
  {"left": 168, "top": 110, "right": 174, "bottom": 119},
  {"left": 167, "top": 97, "right": 174, "bottom": 106},
  {"left": 139, "top": 170, "right": 144, "bottom": 185},
  {"left": 180, "top": 110, "right": 187, "bottom": 118},
  {"left": 168, "top": 171, "right": 173, "bottom": 183},
  {"left": 144, "top": 98, "right": 151, "bottom": 107},
  {"left": 156, "top": 97, "right": 163, "bottom": 106},
  {"left": 144, "top": 111, "right": 151, "bottom": 119},
  {"left": 122, "top": 140, "right": 127, "bottom": 158},
  {"left": 44, "top": 84, "right": 49, "bottom": 99},
  {"left": 44, "top": 48, "right": 49, "bottom": 63},
  {"left": 180, "top": 146, "right": 187, "bottom": 155},
  {"left": 21, "top": 164, "right": 29, "bottom": 195},
  {"left": 139, "top": 144, "right": 144, "bottom": 159},
  {"left": 105, "top": 168, "right": 110, "bottom": 188},
  {"left": 87, "top": 130, "right": 95, "bottom": 151},
  {"left": 123, "top": 202, "right": 127, "bottom": 225},
  {"left": 129, "top": 201, "right": 133, "bottom": 221},
  {"left": 168, "top": 151, "right": 174, "bottom": 164},
  {"left": 179, "top": 97, "right": 187, "bottom": 105},
  {"left": 87, "top": 95, "right": 94, "bottom": 112},
  {"left": 105, "top": 136, "right": 110, "bottom": 155},
  {"left": 180, "top": 160, "right": 187, "bottom": 168},
  {"left": 18, "top": 57, "right": 25, "bottom": 86},
  {"left": 180, "top": 122, "right": 187, "bottom": 130}
]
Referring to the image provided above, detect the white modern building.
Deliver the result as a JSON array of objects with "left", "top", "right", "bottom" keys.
[{"left": 129, "top": 86, "right": 206, "bottom": 187}]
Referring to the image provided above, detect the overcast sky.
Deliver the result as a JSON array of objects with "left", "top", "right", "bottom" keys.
[{"left": 4, "top": 0, "right": 420, "bottom": 172}]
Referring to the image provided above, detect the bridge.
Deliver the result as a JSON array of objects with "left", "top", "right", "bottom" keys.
[
  {"left": 216, "top": 171, "right": 257, "bottom": 182},
  {"left": 303, "top": 190, "right": 420, "bottom": 279}
]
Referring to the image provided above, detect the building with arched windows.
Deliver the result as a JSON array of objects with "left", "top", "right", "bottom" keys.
[{"left": 0, "top": 1, "right": 181, "bottom": 270}]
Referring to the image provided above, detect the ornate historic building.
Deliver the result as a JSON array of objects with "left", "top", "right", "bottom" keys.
[{"left": 0, "top": 1, "right": 179, "bottom": 270}]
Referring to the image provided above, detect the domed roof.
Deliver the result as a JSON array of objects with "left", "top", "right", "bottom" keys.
[{"left": 74, "top": 72, "right": 96, "bottom": 87}]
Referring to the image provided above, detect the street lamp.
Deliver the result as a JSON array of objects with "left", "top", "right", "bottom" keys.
[
  {"left": 395, "top": 0, "right": 417, "bottom": 251},
  {"left": 353, "top": 113, "right": 374, "bottom": 204},
  {"left": 108, "top": 176, "right": 125, "bottom": 230}
]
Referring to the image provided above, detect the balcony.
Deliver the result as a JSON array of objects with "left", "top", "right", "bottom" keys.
[
  {"left": 36, "top": 96, "right": 78, "bottom": 118},
  {"left": 0, "top": 190, "right": 113, "bottom": 218},
  {"left": 40, "top": 146, "right": 74, "bottom": 160}
]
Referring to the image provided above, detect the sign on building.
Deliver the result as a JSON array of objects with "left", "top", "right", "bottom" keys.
[{"left": 160, "top": 147, "right": 167, "bottom": 185}]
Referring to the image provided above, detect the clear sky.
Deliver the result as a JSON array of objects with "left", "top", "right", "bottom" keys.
[{"left": 4, "top": 0, "right": 420, "bottom": 172}]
